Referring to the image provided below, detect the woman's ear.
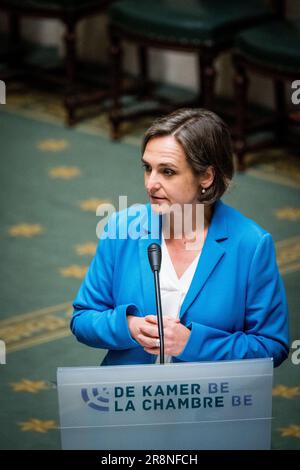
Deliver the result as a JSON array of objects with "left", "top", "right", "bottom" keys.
[{"left": 199, "top": 165, "right": 215, "bottom": 189}]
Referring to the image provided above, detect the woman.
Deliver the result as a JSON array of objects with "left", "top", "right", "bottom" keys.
[{"left": 71, "top": 108, "right": 289, "bottom": 367}]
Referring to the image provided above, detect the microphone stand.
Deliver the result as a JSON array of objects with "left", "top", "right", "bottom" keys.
[
  {"left": 153, "top": 269, "right": 164, "bottom": 364},
  {"left": 148, "top": 243, "right": 164, "bottom": 364}
]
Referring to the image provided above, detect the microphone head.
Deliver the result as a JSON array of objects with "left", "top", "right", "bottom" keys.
[{"left": 148, "top": 243, "right": 162, "bottom": 272}]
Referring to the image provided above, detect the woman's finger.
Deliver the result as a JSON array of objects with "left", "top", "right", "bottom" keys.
[
  {"left": 145, "top": 315, "right": 157, "bottom": 324},
  {"left": 139, "top": 324, "right": 159, "bottom": 338},
  {"left": 138, "top": 333, "right": 159, "bottom": 349},
  {"left": 144, "top": 347, "right": 159, "bottom": 355}
]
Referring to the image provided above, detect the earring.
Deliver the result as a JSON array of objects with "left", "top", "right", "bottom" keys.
[{"left": 201, "top": 188, "right": 206, "bottom": 194}]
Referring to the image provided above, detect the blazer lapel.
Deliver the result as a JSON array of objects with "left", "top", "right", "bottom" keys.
[{"left": 180, "top": 199, "right": 229, "bottom": 319}]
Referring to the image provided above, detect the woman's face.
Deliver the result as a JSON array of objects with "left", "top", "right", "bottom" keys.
[{"left": 142, "top": 135, "right": 204, "bottom": 214}]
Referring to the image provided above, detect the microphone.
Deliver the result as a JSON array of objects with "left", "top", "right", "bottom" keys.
[{"left": 148, "top": 243, "right": 164, "bottom": 364}]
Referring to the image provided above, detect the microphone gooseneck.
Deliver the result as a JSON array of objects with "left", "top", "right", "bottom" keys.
[{"left": 147, "top": 243, "right": 164, "bottom": 364}]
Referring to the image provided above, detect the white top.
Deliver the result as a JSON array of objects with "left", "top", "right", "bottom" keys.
[{"left": 156, "top": 233, "right": 201, "bottom": 363}]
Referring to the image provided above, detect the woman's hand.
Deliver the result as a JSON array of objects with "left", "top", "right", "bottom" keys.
[
  {"left": 127, "top": 315, "right": 155, "bottom": 344},
  {"left": 128, "top": 315, "right": 190, "bottom": 357}
]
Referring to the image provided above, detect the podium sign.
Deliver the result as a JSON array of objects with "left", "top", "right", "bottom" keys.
[{"left": 57, "top": 358, "right": 273, "bottom": 450}]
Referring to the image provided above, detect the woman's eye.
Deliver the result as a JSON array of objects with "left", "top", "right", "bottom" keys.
[
  {"left": 142, "top": 163, "right": 151, "bottom": 172},
  {"left": 164, "top": 169, "right": 175, "bottom": 176}
]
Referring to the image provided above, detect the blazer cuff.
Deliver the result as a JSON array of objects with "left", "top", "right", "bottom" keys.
[
  {"left": 121, "top": 303, "right": 140, "bottom": 348},
  {"left": 176, "top": 322, "right": 200, "bottom": 362}
]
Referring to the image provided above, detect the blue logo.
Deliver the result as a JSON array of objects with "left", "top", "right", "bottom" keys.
[{"left": 81, "top": 387, "right": 110, "bottom": 411}]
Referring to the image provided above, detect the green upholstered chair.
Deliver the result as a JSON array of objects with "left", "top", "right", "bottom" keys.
[
  {"left": 0, "top": 0, "right": 113, "bottom": 124},
  {"left": 107, "top": 0, "right": 273, "bottom": 139},
  {"left": 233, "top": 2, "right": 300, "bottom": 170}
]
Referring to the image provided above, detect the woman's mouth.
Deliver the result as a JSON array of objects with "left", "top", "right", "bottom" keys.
[{"left": 150, "top": 196, "right": 167, "bottom": 203}]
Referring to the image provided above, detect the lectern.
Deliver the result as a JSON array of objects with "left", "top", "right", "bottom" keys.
[{"left": 57, "top": 358, "right": 273, "bottom": 450}]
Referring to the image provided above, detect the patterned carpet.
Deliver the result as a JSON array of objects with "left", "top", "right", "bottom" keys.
[{"left": 0, "top": 84, "right": 299, "bottom": 449}]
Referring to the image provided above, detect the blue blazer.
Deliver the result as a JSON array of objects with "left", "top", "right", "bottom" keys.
[{"left": 71, "top": 200, "right": 289, "bottom": 367}]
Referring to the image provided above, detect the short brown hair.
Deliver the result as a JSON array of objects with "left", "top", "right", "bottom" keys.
[{"left": 142, "top": 108, "right": 234, "bottom": 204}]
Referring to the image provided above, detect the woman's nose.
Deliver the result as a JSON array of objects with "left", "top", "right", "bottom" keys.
[{"left": 146, "top": 172, "right": 161, "bottom": 192}]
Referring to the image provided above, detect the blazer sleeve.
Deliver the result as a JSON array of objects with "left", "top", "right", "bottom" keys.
[
  {"left": 177, "top": 233, "right": 289, "bottom": 366},
  {"left": 70, "top": 214, "right": 140, "bottom": 350}
]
